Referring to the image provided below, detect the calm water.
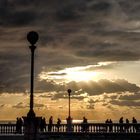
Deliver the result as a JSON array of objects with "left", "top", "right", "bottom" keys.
[
  {"left": 0, "top": 120, "right": 105, "bottom": 124},
  {"left": 0, "top": 119, "right": 139, "bottom": 124}
]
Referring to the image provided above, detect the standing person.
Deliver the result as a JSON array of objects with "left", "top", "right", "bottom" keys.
[
  {"left": 16, "top": 117, "right": 23, "bottom": 134},
  {"left": 125, "top": 118, "right": 129, "bottom": 133},
  {"left": 18, "top": 118, "right": 23, "bottom": 134},
  {"left": 105, "top": 119, "right": 109, "bottom": 132},
  {"left": 42, "top": 117, "right": 46, "bottom": 131},
  {"left": 57, "top": 118, "right": 61, "bottom": 132},
  {"left": 109, "top": 119, "right": 113, "bottom": 132},
  {"left": 81, "top": 116, "right": 88, "bottom": 132},
  {"left": 16, "top": 117, "right": 19, "bottom": 133},
  {"left": 40, "top": 117, "right": 46, "bottom": 132},
  {"left": 119, "top": 117, "right": 124, "bottom": 132},
  {"left": 48, "top": 116, "right": 53, "bottom": 132},
  {"left": 132, "top": 117, "right": 137, "bottom": 123},
  {"left": 105, "top": 119, "right": 109, "bottom": 124},
  {"left": 132, "top": 117, "right": 137, "bottom": 132}
]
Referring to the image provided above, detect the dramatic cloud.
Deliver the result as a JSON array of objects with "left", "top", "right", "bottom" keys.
[
  {"left": 119, "top": 92, "right": 140, "bottom": 101},
  {"left": 12, "top": 102, "right": 28, "bottom": 109},
  {"left": 33, "top": 79, "right": 140, "bottom": 101},
  {"left": 66, "top": 79, "right": 140, "bottom": 95},
  {"left": 1, "top": 0, "right": 140, "bottom": 92},
  {"left": 12, "top": 102, "right": 45, "bottom": 109},
  {"left": 110, "top": 100, "right": 140, "bottom": 107}
]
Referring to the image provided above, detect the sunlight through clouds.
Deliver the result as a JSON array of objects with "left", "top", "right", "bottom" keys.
[
  {"left": 1, "top": 0, "right": 140, "bottom": 121},
  {"left": 38, "top": 62, "right": 115, "bottom": 83}
]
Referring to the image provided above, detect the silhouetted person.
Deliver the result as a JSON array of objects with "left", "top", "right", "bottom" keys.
[
  {"left": 40, "top": 117, "right": 46, "bottom": 132},
  {"left": 109, "top": 119, "right": 113, "bottom": 132},
  {"left": 132, "top": 117, "right": 138, "bottom": 132},
  {"left": 119, "top": 117, "right": 124, "bottom": 132},
  {"left": 48, "top": 116, "right": 53, "bottom": 132},
  {"left": 81, "top": 117, "right": 88, "bottom": 132},
  {"left": 16, "top": 117, "right": 23, "bottom": 134},
  {"left": 56, "top": 118, "right": 61, "bottom": 132},
  {"left": 119, "top": 117, "right": 123, "bottom": 123},
  {"left": 105, "top": 119, "right": 109, "bottom": 123},
  {"left": 16, "top": 117, "right": 19, "bottom": 133},
  {"left": 132, "top": 117, "right": 137, "bottom": 123},
  {"left": 105, "top": 119, "right": 109, "bottom": 132},
  {"left": 125, "top": 118, "right": 129, "bottom": 132}
]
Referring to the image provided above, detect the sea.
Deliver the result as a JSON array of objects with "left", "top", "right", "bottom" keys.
[
  {"left": 0, "top": 119, "right": 136, "bottom": 124},
  {"left": 0, "top": 120, "right": 105, "bottom": 124}
]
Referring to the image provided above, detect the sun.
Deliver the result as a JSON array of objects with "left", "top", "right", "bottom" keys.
[
  {"left": 66, "top": 71, "right": 99, "bottom": 82},
  {"left": 39, "top": 65, "right": 103, "bottom": 83}
]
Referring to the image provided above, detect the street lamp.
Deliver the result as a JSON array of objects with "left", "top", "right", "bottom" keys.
[
  {"left": 27, "top": 31, "right": 39, "bottom": 118},
  {"left": 67, "top": 89, "right": 71, "bottom": 118},
  {"left": 66, "top": 89, "right": 73, "bottom": 131},
  {"left": 23, "top": 31, "right": 42, "bottom": 140}
]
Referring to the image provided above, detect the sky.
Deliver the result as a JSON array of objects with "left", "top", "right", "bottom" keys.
[{"left": 1, "top": 0, "right": 140, "bottom": 121}]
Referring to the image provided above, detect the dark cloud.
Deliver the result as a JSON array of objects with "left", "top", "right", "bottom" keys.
[
  {"left": 86, "top": 104, "right": 94, "bottom": 109},
  {"left": 12, "top": 102, "right": 45, "bottom": 109},
  {"left": 1, "top": 0, "right": 140, "bottom": 92},
  {"left": 0, "top": 104, "right": 6, "bottom": 108},
  {"left": 86, "top": 98, "right": 96, "bottom": 109},
  {"left": 51, "top": 91, "right": 84, "bottom": 100},
  {"left": 26, "top": 79, "right": 140, "bottom": 101},
  {"left": 12, "top": 102, "right": 28, "bottom": 109},
  {"left": 119, "top": 92, "right": 140, "bottom": 101},
  {"left": 77, "top": 50, "right": 140, "bottom": 61},
  {"left": 39, "top": 94, "right": 52, "bottom": 98},
  {"left": 56, "top": 4, "right": 81, "bottom": 21},
  {"left": 66, "top": 79, "right": 140, "bottom": 95},
  {"left": 91, "top": 1, "right": 111, "bottom": 12},
  {"left": 0, "top": 1, "right": 36, "bottom": 26},
  {"left": 103, "top": 91, "right": 140, "bottom": 107},
  {"left": 48, "top": 72, "right": 67, "bottom": 76},
  {"left": 110, "top": 100, "right": 140, "bottom": 107},
  {"left": 1, "top": 77, "right": 139, "bottom": 95},
  {"left": 34, "top": 103, "right": 45, "bottom": 108},
  {"left": 35, "top": 80, "right": 66, "bottom": 93}
]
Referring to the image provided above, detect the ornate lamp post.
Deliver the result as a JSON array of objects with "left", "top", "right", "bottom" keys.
[
  {"left": 66, "top": 89, "right": 73, "bottom": 131},
  {"left": 23, "top": 31, "right": 41, "bottom": 140},
  {"left": 68, "top": 89, "right": 71, "bottom": 118},
  {"left": 27, "top": 31, "right": 39, "bottom": 118}
]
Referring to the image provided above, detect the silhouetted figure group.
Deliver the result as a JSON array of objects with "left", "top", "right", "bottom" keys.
[
  {"left": 16, "top": 117, "right": 23, "bottom": 134},
  {"left": 104, "top": 117, "right": 139, "bottom": 133},
  {"left": 47, "top": 116, "right": 62, "bottom": 132},
  {"left": 15, "top": 116, "right": 139, "bottom": 133},
  {"left": 105, "top": 119, "right": 113, "bottom": 132}
]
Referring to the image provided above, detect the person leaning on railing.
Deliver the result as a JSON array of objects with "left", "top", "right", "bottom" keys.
[
  {"left": 16, "top": 117, "right": 23, "bottom": 134},
  {"left": 132, "top": 117, "right": 138, "bottom": 132},
  {"left": 56, "top": 118, "right": 61, "bottom": 132},
  {"left": 81, "top": 117, "right": 89, "bottom": 132},
  {"left": 40, "top": 117, "right": 46, "bottom": 132},
  {"left": 48, "top": 116, "right": 53, "bottom": 132},
  {"left": 119, "top": 117, "right": 124, "bottom": 132},
  {"left": 125, "top": 118, "right": 129, "bottom": 133}
]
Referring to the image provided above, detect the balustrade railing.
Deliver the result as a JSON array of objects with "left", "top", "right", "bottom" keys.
[
  {"left": 0, "top": 124, "right": 18, "bottom": 134},
  {"left": 0, "top": 123, "right": 140, "bottom": 134}
]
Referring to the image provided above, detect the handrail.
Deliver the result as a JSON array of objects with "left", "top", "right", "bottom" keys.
[{"left": 0, "top": 123, "right": 140, "bottom": 134}]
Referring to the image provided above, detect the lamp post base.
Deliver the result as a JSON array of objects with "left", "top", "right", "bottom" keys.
[
  {"left": 66, "top": 116, "right": 73, "bottom": 132},
  {"left": 27, "top": 109, "right": 36, "bottom": 118},
  {"left": 23, "top": 113, "right": 41, "bottom": 140}
]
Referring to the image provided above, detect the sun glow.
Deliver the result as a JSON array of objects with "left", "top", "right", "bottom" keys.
[
  {"left": 39, "top": 65, "right": 104, "bottom": 83},
  {"left": 66, "top": 71, "right": 99, "bottom": 82}
]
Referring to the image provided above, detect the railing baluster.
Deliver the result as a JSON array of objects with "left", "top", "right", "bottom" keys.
[{"left": 0, "top": 122, "right": 140, "bottom": 134}]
